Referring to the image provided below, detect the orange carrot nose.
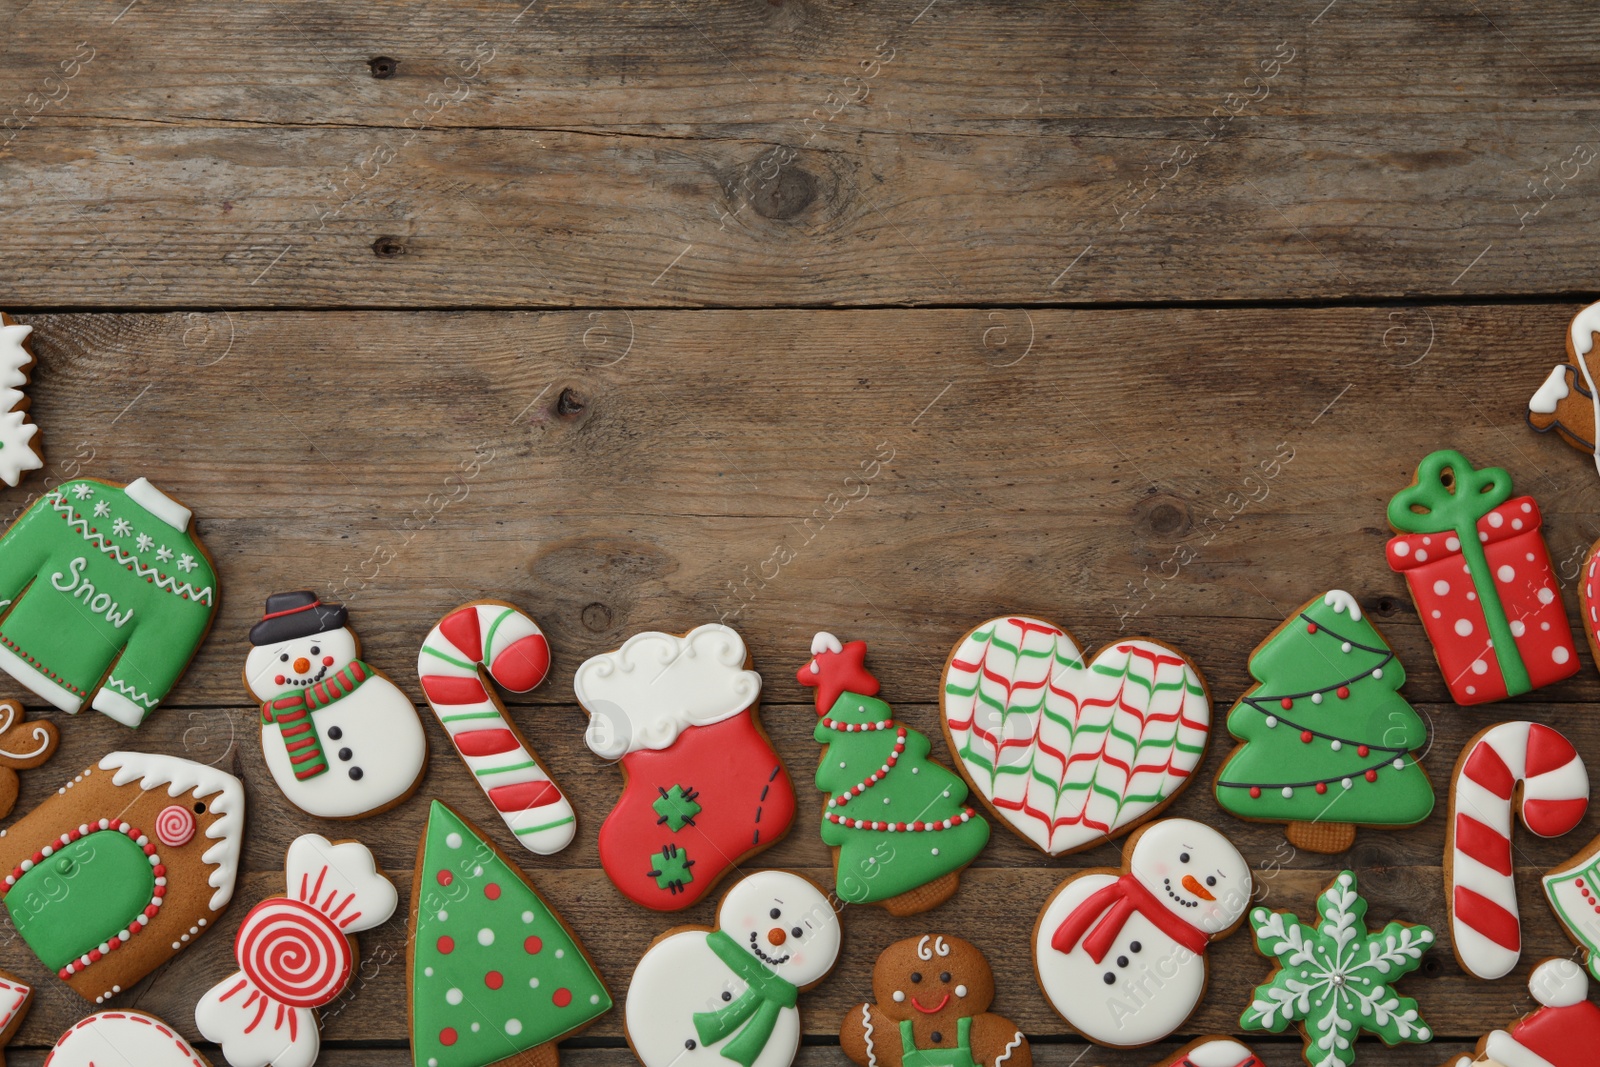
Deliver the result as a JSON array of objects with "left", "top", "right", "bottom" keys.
[
  {"left": 293, "top": 657, "right": 311, "bottom": 674},
  {"left": 1182, "top": 874, "right": 1215, "bottom": 901},
  {"left": 766, "top": 928, "right": 787, "bottom": 945}
]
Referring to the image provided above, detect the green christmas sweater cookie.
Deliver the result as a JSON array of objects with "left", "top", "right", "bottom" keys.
[
  {"left": 409, "top": 801, "right": 611, "bottom": 1067},
  {"left": 0, "top": 477, "right": 216, "bottom": 725},
  {"left": 1214, "top": 590, "right": 1433, "bottom": 854}
]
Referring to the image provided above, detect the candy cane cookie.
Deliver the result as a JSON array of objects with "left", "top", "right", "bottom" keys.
[
  {"left": 417, "top": 600, "right": 576, "bottom": 855},
  {"left": 1447, "top": 721, "right": 1589, "bottom": 980}
]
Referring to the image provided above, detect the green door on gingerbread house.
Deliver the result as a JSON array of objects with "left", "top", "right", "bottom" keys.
[{"left": 3, "top": 829, "right": 156, "bottom": 971}]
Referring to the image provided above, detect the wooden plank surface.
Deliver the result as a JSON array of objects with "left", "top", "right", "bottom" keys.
[
  {"left": 0, "top": 306, "right": 1591, "bottom": 1065},
  {"left": 3, "top": 2, "right": 1600, "bottom": 305}
]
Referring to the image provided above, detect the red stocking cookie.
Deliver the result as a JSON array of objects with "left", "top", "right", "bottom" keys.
[
  {"left": 0, "top": 477, "right": 217, "bottom": 724},
  {"left": 840, "top": 934, "right": 1029, "bottom": 1067},
  {"left": 49, "top": 1009, "right": 211, "bottom": 1066},
  {"left": 0, "top": 751, "right": 243, "bottom": 1004},
  {"left": 575, "top": 623, "right": 795, "bottom": 910},
  {"left": 0, "top": 313, "right": 42, "bottom": 488},
  {"left": 244, "top": 591, "right": 428, "bottom": 819},
  {"left": 195, "top": 834, "right": 397, "bottom": 1067},
  {"left": 1145, "top": 1041, "right": 1265, "bottom": 1067},
  {"left": 1449, "top": 958, "right": 1600, "bottom": 1067}
]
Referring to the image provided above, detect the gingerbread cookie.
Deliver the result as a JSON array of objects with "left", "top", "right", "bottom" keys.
[
  {"left": 0, "top": 699, "right": 57, "bottom": 818},
  {"left": 626, "top": 870, "right": 841, "bottom": 1067},
  {"left": 941, "top": 615, "right": 1210, "bottom": 857},
  {"left": 1214, "top": 590, "right": 1434, "bottom": 854},
  {"left": 1386, "top": 450, "right": 1577, "bottom": 704},
  {"left": 417, "top": 600, "right": 576, "bottom": 855},
  {"left": 1527, "top": 298, "right": 1600, "bottom": 472},
  {"left": 1449, "top": 957, "right": 1600, "bottom": 1067},
  {"left": 840, "top": 934, "right": 1028, "bottom": 1067},
  {"left": 0, "top": 968, "right": 29, "bottom": 1066},
  {"left": 245, "top": 591, "right": 428, "bottom": 819},
  {"left": 0, "top": 477, "right": 217, "bottom": 724},
  {"left": 575, "top": 623, "right": 795, "bottom": 910},
  {"left": 1141, "top": 1041, "right": 1265, "bottom": 1067},
  {"left": 196, "top": 834, "right": 396, "bottom": 1067},
  {"left": 0, "top": 751, "right": 243, "bottom": 1003},
  {"left": 1243, "top": 870, "right": 1433, "bottom": 1066},
  {"left": 409, "top": 800, "right": 611, "bottom": 1067},
  {"left": 1577, "top": 537, "right": 1600, "bottom": 674},
  {"left": 1447, "top": 721, "right": 1588, "bottom": 980},
  {"left": 1032, "top": 818, "right": 1251, "bottom": 1048},
  {"left": 49, "top": 1009, "right": 211, "bottom": 1066},
  {"left": 799, "top": 633, "right": 989, "bottom": 915},
  {"left": 0, "top": 313, "right": 42, "bottom": 488},
  {"left": 1545, "top": 831, "right": 1600, "bottom": 980}
]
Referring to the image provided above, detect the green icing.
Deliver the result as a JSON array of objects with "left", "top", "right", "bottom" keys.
[
  {"left": 1243, "top": 870, "right": 1434, "bottom": 1066},
  {"left": 814, "top": 693, "right": 989, "bottom": 904},
  {"left": 1214, "top": 592, "right": 1434, "bottom": 829},
  {"left": 6, "top": 830, "right": 154, "bottom": 969},
  {"left": 651, "top": 785, "right": 702, "bottom": 832},
  {"left": 412, "top": 802, "right": 610, "bottom": 1067},
  {"left": 648, "top": 844, "right": 694, "bottom": 892}
]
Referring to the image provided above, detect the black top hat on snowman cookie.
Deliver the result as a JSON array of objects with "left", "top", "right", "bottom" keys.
[{"left": 249, "top": 591, "right": 348, "bottom": 646}]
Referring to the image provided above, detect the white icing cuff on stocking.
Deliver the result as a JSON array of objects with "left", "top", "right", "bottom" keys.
[
  {"left": 1485, "top": 1031, "right": 1560, "bottom": 1067},
  {"left": 126, "top": 477, "right": 192, "bottom": 531}
]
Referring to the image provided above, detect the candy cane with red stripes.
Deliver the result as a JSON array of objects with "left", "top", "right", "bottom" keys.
[
  {"left": 1447, "top": 720, "right": 1589, "bottom": 979},
  {"left": 416, "top": 600, "right": 576, "bottom": 855}
]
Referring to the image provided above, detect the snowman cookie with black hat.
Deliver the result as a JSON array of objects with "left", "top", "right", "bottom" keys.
[{"left": 245, "top": 591, "right": 427, "bottom": 819}]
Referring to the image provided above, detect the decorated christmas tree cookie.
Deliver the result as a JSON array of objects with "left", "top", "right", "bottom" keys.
[
  {"left": 0, "top": 313, "right": 42, "bottom": 488},
  {"left": 1242, "top": 870, "right": 1434, "bottom": 1067},
  {"left": 1448, "top": 721, "right": 1588, "bottom": 981},
  {"left": 1386, "top": 449, "right": 1577, "bottom": 704},
  {"left": 799, "top": 633, "right": 989, "bottom": 915},
  {"left": 1033, "top": 818, "right": 1252, "bottom": 1048},
  {"left": 575, "top": 623, "right": 795, "bottom": 911},
  {"left": 408, "top": 801, "right": 611, "bottom": 1067},
  {"left": 941, "top": 614, "right": 1210, "bottom": 857},
  {"left": 1213, "top": 590, "right": 1434, "bottom": 854},
  {"left": 625, "top": 870, "right": 841, "bottom": 1067},
  {"left": 0, "top": 751, "right": 243, "bottom": 1005},
  {"left": 1449, "top": 958, "right": 1600, "bottom": 1067},
  {"left": 840, "top": 934, "right": 1029, "bottom": 1067},
  {"left": 244, "top": 591, "right": 428, "bottom": 820},
  {"left": 0, "top": 477, "right": 217, "bottom": 724}
]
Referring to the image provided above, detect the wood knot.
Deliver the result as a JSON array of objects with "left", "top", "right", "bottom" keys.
[
  {"left": 581, "top": 602, "right": 613, "bottom": 632},
  {"left": 368, "top": 56, "right": 399, "bottom": 79},
  {"left": 1132, "top": 495, "right": 1192, "bottom": 539},
  {"left": 556, "top": 387, "right": 586, "bottom": 418},
  {"left": 1369, "top": 595, "right": 1404, "bottom": 618},
  {"left": 372, "top": 236, "right": 406, "bottom": 258},
  {"left": 750, "top": 164, "right": 817, "bottom": 220}
]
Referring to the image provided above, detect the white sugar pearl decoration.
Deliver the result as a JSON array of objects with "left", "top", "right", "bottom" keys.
[
  {"left": 894, "top": 991, "right": 906, "bottom": 1002},
  {"left": 445, "top": 832, "right": 462, "bottom": 849},
  {"left": 1281, "top": 786, "right": 1294, "bottom": 798},
  {"left": 1331, "top": 740, "right": 1342, "bottom": 751},
  {"left": 1342, "top": 778, "right": 1353, "bottom": 789},
  {"left": 1341, "top": 642, "right": 1352, "bottom": 653},
  {"left": 478, "top": 928, "right": 494, "bottom": 946},
  {"left": 1265, "top": 716, "right": 1278, "bottom": 727},
  {"left": 1311, "top": 692, "right": 1323, "bottom": 704},
  {"left": 955, "top": 985, "right": 968, "bottom": 997}
]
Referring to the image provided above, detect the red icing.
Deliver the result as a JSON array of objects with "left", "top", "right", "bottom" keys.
[
  {"left": 484, "top": 883, "right": 501, "bottom": 900},
  {"left": 440, "top": 1027, "right": 458, "bottom": 1046},
  {"left": 1465, "top": 741, "right": 1515, "bottom": 800},
  {"left": 1527, "top": 723, "right": 1577, "bottom": 777},
  {"left": 1454, "top": 885, "right": 1519, "bottom": 951},
  {"left": 796, "top": 638, "right": 879, "bottom": 714},
  {"left": 420, "top": 674, "right": 488, "bottom": 706},
  {"left": 437, "top": 871, "right": 453, "bottom": 886},
  {"left": 1455, "top": 813, "right": 1512, "bottom": 876},
  {"left": 455, "top": 729, "right": 521, "bottom": 757},
  {"left": 596, "top": 713, "right": 796, "bottom": 911},
  {"left": 525, "top": 935, "right": 542, "bottom": 954},
  {"left": 1511, "top": 998, "right": 1600, "bottom": 1063},
  {"left": 487, "top": 779, "right": 563, "bottom": 812},
  {"left": 1525, "top": 797, "right": 1590, "bottom": 837},
  {"left": 552, "top": 988, "right": 572, "bottom": 1007},
  {"left": 438, "top": 607, "right": 482, "bottom": 662},
  {"left": 485, "top": 970, "right": 503, "bottom": 989},
  {"left": 489, "top": 633, "right": 550, "bottom": 692},
  {"left": 437, "top": 936, "right": 455, "bottom": 954}
]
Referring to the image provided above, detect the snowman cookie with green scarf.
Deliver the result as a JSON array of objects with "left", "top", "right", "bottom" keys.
[
  {"left": 245, "top": 591, "right": 428, "bottom": 820},
  {"left": 625, "top": 871, "right": 842, "bottom": 1067}
]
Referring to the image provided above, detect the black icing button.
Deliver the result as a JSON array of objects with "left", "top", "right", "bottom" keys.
[
  {"left": 1102, "top": 972, "right": 1115, "bottom": 985},
  {"left": 327, "top": 726, "right": 343, "bottom": 740},
  {"left": 349, "top": 767, "right": 364, "bottom": 780},
  {"left": 338, "top": 747, "right": 353, "bottom": 761}
]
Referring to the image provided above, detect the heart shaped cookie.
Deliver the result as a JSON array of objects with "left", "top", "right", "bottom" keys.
[{"left": 941, "top": 615, "right": 1210, "bottom": 856}]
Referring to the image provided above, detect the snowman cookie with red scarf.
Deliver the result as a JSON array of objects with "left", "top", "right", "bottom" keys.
[
  {"left": 840, "top": 934, "right": 1028, "bottom": 1067},
  {"left": 1032, "top": 818, "right": 1251, "bottom": 1048}
]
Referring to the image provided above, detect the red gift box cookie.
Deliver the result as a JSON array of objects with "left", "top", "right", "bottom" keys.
[{"left": 1385, "top": 449, "right": 1578, "bottom": 704}]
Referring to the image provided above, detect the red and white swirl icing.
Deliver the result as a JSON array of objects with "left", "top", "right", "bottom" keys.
[
  {"left": 154, "top": 805, "right": 194, "bottom": 847},
  {"left": 237, "top": 897, "right": 352, "bottom": 1008}
]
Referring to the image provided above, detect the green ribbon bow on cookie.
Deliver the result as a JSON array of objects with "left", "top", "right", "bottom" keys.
[
  {"left": 692, "top": 929, "right": 799, "bottom": 1067},
  {"left": 1387, "top": 449, "right": 1528, "bottom": 696}
]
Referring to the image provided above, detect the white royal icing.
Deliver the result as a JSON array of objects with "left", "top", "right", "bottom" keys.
[
  {"left": 943, "top": 616, "right": 1209, "bottom": 856},
  {"left": 1322, "top": 589, "right": 1361, "bottom": 620},
  {"left": 124, "top": 478, "right": 191, "bottom": 532},
  {"left": 1569, "top": 300, "right": 1600, "bottom": 474},
  {"left": 246, "top": 623, "right": 427, "bottom": 820},
  {"left": 1032, "top": 819, "right": 1250, "bottom": 1047},
  {"left": 0, "top": 322, "right": 40, "bottom": 489},
  {"left": 625, "top": 872, "right": 840, "bottom": 1067},
  {"left": 577, "top": 623, "right": 761, "bottom": 759},
  {"left": 98, "top": 751, "right": 244, "bottom": 911},
  {"left": 48, "top": 1009, "right": 209, "bottom": 1067},
  {"left": 1529, "top": 363, "right": 1571, "bottom": 414}
]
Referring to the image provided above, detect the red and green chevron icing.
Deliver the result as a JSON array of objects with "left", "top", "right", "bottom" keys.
[{"left": 942, "top": 616, "right": 1210, "bottom": 856}]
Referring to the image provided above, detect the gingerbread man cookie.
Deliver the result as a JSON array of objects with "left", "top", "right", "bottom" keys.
[
  {"left": 0, "top": 699, "right": 57, "bottom": 818},
  {"left": 840, "top": 934, "right": 1028, "bottom": 1067}
]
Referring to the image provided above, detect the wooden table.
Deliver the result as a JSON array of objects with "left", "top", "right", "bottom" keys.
[{"left": 3, "top": 1, "right": 1600, "bottom": 1063}]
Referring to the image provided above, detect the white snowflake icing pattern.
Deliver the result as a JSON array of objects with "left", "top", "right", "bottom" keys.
[
  {"left": 93, "top": 500, "right": 111, "bottom": 518},
  {"left": 1243, "top": 871, "right": 1433, "bottom": 1067},
  {"left": 156, "top": 546, "right": 173, "bottom": 562},
  {"left": 112, "top": 518, "right": 132, "bottom": 537},
  {"left": 72, "top": 484, "right": 93, "bottom": 499},
  {"left": 135, "top": 533, "right": 154, "bottom": 552},
  {"left": 177, "top": 553, "right": 197, "bottom": 573}
]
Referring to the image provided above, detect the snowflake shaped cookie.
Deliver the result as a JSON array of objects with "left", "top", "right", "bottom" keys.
[{"left": 1242, "top": 870, "right": 1433, "bottom": 1067}]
